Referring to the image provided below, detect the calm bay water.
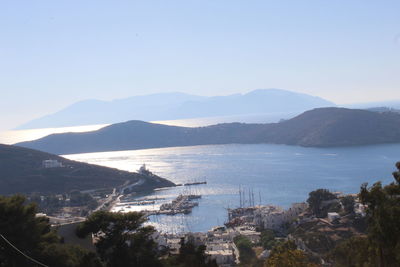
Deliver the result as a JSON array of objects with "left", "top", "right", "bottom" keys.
[{"left": 65, "top": 143, "right": 400, "bottom": 233}]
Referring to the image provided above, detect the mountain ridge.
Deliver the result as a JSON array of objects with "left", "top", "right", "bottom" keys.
[
  {"left": 16, "top": 89, "right": 335, "bottom": 129},
  {"left": 16, "top": 107, "right": 400, "bottom": 155}
]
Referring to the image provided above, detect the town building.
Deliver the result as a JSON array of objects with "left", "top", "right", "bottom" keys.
[
  {"left": 327, "top": 212, "right": 340, "bottom": 222},
  {"left": 42, "top": 159, "right": 63, "bottom": 168},
  {"left": 228, "top": 203, "right": 308, "bottom": 231}
]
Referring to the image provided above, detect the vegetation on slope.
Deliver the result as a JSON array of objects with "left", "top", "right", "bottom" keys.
[
  {"left": 290, "top": 163, "right": 400, "bottom": 266},
  {"left": 0, "top": 195, "right": 102, "bottom": 267},
  {"left": 265, "top": 241, "right": 318, "bottom": 267},
  {"left": 0, "top": 144, "right": 174, "bottom": 195}
]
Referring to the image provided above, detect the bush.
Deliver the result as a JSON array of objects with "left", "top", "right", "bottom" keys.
[
  {"left": 234, "top": 235, "right": 256, "bottom": 265},
  {"left": 307, "top": 189, "right": 337, "bottom": 218}
]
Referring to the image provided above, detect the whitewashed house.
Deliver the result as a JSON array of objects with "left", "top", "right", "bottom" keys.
[{"left": 42, "top": 159, "right": 63, "bottom": 168}]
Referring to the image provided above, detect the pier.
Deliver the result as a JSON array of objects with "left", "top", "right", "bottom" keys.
[{"left": 153, "top": 194, "right": 201, "bottom": 215}]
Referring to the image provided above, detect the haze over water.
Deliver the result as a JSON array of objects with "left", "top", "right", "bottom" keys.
[
  {"left": 65, "top": 143, "right": 399, "bottom": 233},
  {"left": 0, "top": 112, "right": 296, "bottom": 145},
  {"left": 0, "top": 124, "right": 108, "bottom": 145}
]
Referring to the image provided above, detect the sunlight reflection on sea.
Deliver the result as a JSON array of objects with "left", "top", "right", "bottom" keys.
[{"left": 64, "top": 143, "right": 400, "bottom": 233}]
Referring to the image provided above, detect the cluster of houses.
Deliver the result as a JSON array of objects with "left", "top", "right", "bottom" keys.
[
  {"left": 148, "top": 202, "right": 311, "bottom": 266},
  {"left": 48, "top": 190, "right": 369, "bottom": 267},
  {"left": 154, "top": 225, "right": 261, "bottom": 266},
  {"left": 227, "top": 203, "right": 308, "bottom": 231}
]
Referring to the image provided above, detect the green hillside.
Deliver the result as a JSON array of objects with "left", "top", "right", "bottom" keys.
[{"left": 0, "top": 144, "right": 174, "bottom": 195}]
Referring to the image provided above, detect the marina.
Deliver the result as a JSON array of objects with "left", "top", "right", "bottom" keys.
[
  {"left": 157, "top": 194, "right": 201, "bottom": 215},
  {"left": 113, "top": 191, "right": 202, "bottom": 216},
  {"left": 111, "top": 164, "right": 204, "bottom": 217}
]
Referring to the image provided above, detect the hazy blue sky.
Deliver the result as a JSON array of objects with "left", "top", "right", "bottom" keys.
[{"left": 1, "top": 1, "right": 400, "bottom": 130}]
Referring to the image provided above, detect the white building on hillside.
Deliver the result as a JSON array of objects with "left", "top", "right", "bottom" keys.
[
  {"left": 42, "top": 159, "right": 63, "bottom": 168},
  {"left": 327, "top": 212, "right": 340, "bottom": 222},
  {"left": 257, "top": 203, "right": 308, "bottom": 230}
]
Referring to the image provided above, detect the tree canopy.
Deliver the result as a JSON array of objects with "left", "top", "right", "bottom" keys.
[
  {"left": 163, "top": 235, "right": 217, "bottom": 267},
  {"left": 358, "top": 162, "right": 400, "bottom": 266},
  {"left": 329, "top": 162, "right": 400, "bottom": 266},
  {"left": 76, "top": 210, "right": 162, "bottom": 267},
  {"left": 307, "top": 188, "right": 337, "bottom": 217},
  {"left": 233, "top": 235, "right": 259, "bottom": 266},
  {"left": 260, "top": 229, "right": 278, "bottom": 250},
  {"left": 264, "top": 241, "right": 317, "bottom": 267},
  {"left": 341, "top": 195, "right": 355, "bottom": 215},
  {"left": 0, "top": 195, "right": 101, "bottom": 267},
  {"left": 329, "top": 236, "right": 376, "bottom": 267}
]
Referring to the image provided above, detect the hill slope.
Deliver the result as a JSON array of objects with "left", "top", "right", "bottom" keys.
[
  {"left": 265, "top": 108, "right": 400, "bottom": 146},
  {"left": 17, "top": 89, "right": 334, "bottom": 129},
  {"left": 0, "top": 144, "right": 174, "bottom": 195},
  {"left": 16, "top": 108, "right": 400, "bottom": 155}
]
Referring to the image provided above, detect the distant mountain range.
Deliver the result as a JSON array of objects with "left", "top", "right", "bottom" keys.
[
  {"left": 0, "top": 144, "right": 174, "bottom": 195},
  {"left": 16, "top": 108, "right": 400, "bottom": 155},
  {"left": 16, "top": 89, "right": 335, "bottom": 129}
]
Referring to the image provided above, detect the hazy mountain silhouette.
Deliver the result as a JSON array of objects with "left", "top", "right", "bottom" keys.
[
  {"left": 16, "top": 89, "right": 334, "bottom": 129},
  {"left": 16, "top": 108, "right": 400, "bottom": 155},
  {"left": 0, "top": 144, "right": 174, "bottom": 195}
]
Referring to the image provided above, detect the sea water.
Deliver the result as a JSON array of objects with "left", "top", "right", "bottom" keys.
[{"left": 64, "top": 143, "right": 400, "bottom": 233}]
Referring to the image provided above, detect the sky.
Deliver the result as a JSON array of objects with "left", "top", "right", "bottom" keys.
[{"left": 1, "top": 0, "right": 400, "bottom": 130}]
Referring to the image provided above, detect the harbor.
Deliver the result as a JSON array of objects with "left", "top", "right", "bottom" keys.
[
  {"left": 112, "top": 193, "right": 202, "bottom": 215},
  {"left": 63, "top": 143, "right": 398, "bottom": 233},
  {"left": 157, "top": 194, "right": 200, "bottom": 215},
  {"left": 110, "top": 164, "right": 204, "bottom": 219}
]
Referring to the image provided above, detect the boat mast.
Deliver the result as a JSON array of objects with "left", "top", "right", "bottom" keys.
[
  {"left": 248, "top": 188, "right": 251, "bottom": 207},
  {"left": 239, "top": 185, "right": 242, "bottom": 208}
]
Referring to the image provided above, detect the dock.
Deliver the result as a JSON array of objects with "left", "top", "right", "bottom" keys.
[{"left": 152, "top": 194, "right": 201, "bottom": 215}]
